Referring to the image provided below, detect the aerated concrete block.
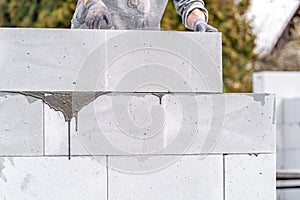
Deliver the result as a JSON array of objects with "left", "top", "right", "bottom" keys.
[
  {"left": 161, "top": 93, "right": 276, "bottom": 155},
  {"left": 71, "top": 93, "right": 163, "bottom": 156},
  {"left": 43, "top": 93, "right": 275, "bottom": 156},
  {"left": 277, "top": 184, "right": 300, "bottom": 200},
  {"left": 283, "top": 98, "right": 300, "bottom": 124},
  {"left": 0, "top": 157, "right": 107, "bottom": 200},
  {"left": 253, "top": 72, "right": 300, "bottom": 98},
  {"left": 283, "top": 124, "right": 300, "bottom": 150},
  {"left": 0, "top": 93, "right": 43, "bottom": 156},
  {"left": 282, "top": 149, "right": 300, "bottom": 169},
  {"left": 0, "top": 28, "right": 222, "bottom": 92},
  {"left": 108, "top": 155, "right": 223, "bottom": 200},
  {"left": 44, "top": 104, "right": 68, "bottom": 155},
  {"left": 277, "top": 149, "right": 284, "bottom": 169},
  {"left": 225, "top": 154, "right": 276, "bottom": 200}
]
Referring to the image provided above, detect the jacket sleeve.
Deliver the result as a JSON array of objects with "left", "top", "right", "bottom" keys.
[{"left": 173, "top": 0, "right": 208, "bottom": 29}]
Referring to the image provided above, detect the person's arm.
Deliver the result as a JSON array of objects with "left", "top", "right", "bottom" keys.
[
  {"left": 186, "top": 8, "right": 206, "bottom": 30},
  {"left": 173, "top": 0, "right": 208, "bottom": 29},
  {"left": 173, "top": 0, "right": 217, "bottom": 32}
]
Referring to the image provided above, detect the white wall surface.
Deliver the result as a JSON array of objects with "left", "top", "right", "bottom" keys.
[{"left": 0, "top": 29, "right": 276, "bottom": 200}]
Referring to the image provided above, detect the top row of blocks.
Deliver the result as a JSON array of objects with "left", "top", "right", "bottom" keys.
[{"left": 0, "top": 29, "right": 222, "bottom": 92}]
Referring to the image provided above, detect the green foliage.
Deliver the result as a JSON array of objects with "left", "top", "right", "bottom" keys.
[
  {"left": 0, "top": 0, "right": 256, "bottom": 92},
  {"left": 35, "top": 0, "right": 76, "bottom": 28},
  {"left": 0, "top": 1, "right": 9, "bottom": 26},
  {"left": 161, "top": 1, "right": 185, "bottom": 31},
  {"left": 0, "top": 0, "right": 76, "bottom": 28}
]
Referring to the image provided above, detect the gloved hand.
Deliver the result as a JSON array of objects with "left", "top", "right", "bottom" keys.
[
  {"left": 84, "top": 0, "right": 113, "bottom": 29},
  {"left": 194, "top": 19, "right": 218, "bottom": 32}
]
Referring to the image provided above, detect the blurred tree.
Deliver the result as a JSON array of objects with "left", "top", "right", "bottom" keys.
[
  {"left": 0, "top": 0, "right": 76, "bottom": 28},
  {"left": 35, "top": 0, "right": 76, "bottom": 28},
  {"left": 0, "top": 0, "right": 256, "bottom": 92}
]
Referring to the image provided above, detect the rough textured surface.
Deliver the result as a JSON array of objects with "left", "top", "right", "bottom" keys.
[
  {"left": 108, "top": 155, "right": 223, "bottom": 200},
  {"left": 0, "top": 93, "right": 43, "bottom": 156},
  {"left": 43, "top": 93, "right": 275, "bottom": 156},
  {"left": 0, "top": 29, "right": 276, "bottom": 200},
  {"left": 71, "top": 93, "right": 163, "bottom": 156},
  {"left": 0, "top": 29, "right": 222, "bottom": 92},
  {"left": 44, "top": 104, "right": 68, "bottom": 155},
  {"left": 225, "top": 154, "right": 276, "bottom": 200},
  {"left": 0, "top": 157, "right": 107, "bottom": 200}
]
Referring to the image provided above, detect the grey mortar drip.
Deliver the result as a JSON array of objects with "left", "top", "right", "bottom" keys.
[
  {"left": 19, "top": 91, "right": 110, "bottom": 160},
  {"left": 151, "top": 92, "right": 168, "bottom": 104},
  {"left": 4, "top": 91, "right": 168, "bottom": 159}
]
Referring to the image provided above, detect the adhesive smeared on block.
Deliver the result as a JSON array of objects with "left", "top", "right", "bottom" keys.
[
  {"left": 246, "top": 94, "right": 270, "bottom": 106},
  {"left": 151, "top": 92, "right": 168, "bottom": 104},
  {"left": 19, "top": 91, "right": 110, "bottom": 159},
  {"left": 20, "top": 92, "right": 108, "bottom": 122}
]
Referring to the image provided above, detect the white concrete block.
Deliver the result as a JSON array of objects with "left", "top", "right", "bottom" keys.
[
  {"left": 44, "top": 103, "right": 91, "bottom": 156},
  {"left": 253, "top": 72, "right": 300, "bottom": 99},
  {"left": 162, "top": 93, "right": 276, "bottom": 154},
  {"left": 0, "top": 28, "right": 222, "bottom": 92},
  {"left": 225, "top": 154, "right": 276, "bottom": 200},
  {"left": 276, "top": 124, "right": 284, "bottom": 151},
  {"left": 72, "top": 93, "right": 164, "bottom": 156},
  {"left": 64, "top": 93, "right": 275, "bottom": 156},
  {"left": 0, "top": 157, "right": 107, "bottom": 200},
  {"left": 277, "top": 185, "right": 300, "bottom": 200},
  {"left": 108, "top": 155, "right": 223, "bottom": 200},
  {"left": 277, "top": 189, "right": 285, "bottom": 200},
  {"left": 282, "top": 149, "right": 300, "bottom": 169},
  {"left": 283, "top": 124, "right": 300, "bottom": 150},
  {"left": 283, "top": 98, "right": 300, "bottom": 124},
  {"left": 277, "top": 149, "right": 284, "bottom": 169},
  {"left": 253, "top": 72, "right": 300, "bottom": 129},
  {"left": 253, "top": 71, "right": 300, "bottom": 125},
  {"left": 43, "top": 93, "right": 163, "bottom": 156},
  {"left": 253, "top": 71, "right": 300, "bottom": 185},
  {"left": 0, "top": 93, "right": 43, "bottom": 156},
  {"left": 277, "top": 179, "right": 300, "bottom": 200},
  {"left": 44, "top": 104, "right": 68, "bottom": 155}
]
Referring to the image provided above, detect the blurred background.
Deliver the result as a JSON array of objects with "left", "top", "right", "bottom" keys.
[{"left": 0, "top": 0, "right": 299, "bottom": 199}]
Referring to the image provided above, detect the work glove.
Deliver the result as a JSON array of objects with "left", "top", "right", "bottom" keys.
[
  {"left": 194, "top": 19, "right": 218, "bottom": 32},
  {"left": 84, "top": 0, "right": 113, "bottom": 29}
]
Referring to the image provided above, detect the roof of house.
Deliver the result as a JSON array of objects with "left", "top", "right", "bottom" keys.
[{"left": 246, "top": 0, "right": 300, "bottom": 57}]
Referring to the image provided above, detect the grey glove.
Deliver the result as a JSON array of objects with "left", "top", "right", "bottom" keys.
[
  {"left": 194, "top": 18, "right": 217, "bottom": 32},
  {"left": 85, "top": 0, "right": 113, "bottom": 29}
]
